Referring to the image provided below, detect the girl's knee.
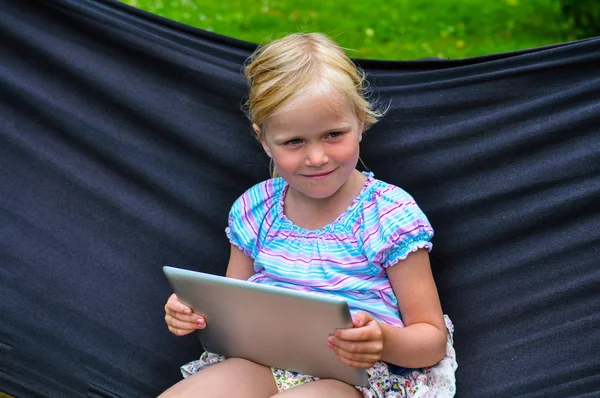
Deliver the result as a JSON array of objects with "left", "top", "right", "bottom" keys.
[
  {"left": 161, "top": 358, "right": 276, "bottom": 398},
  {"left": 224, "top": 357, "right": 260, "bottom": 368},
  {"left": 273, "top": 379, "right": 362, "bottom": 397}
]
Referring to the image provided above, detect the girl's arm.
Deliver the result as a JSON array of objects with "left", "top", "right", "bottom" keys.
[
  {"left": 225, "top": 244, "right": 256, "bottom": 280},
  {"left": 329, "top": 249, "right": 446, "bottom": 369},
  {"left": 380, "top": 248, "right": 447, "bottom": 368}
]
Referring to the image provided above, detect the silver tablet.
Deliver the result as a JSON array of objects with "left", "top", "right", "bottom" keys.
[{"left": 163, "top": 266, "right": 369, "bottom": 386}]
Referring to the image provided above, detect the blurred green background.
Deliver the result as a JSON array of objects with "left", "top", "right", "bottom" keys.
[{"left": 119, "top": 0, "right": 598, "bottom": 60}]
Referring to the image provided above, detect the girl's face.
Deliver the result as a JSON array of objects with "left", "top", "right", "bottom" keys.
[{"left": 256, "top": 84, "right": 364, "bottom": 200}]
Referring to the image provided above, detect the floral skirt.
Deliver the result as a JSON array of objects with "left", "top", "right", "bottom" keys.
[{"left": 181, "top": 315, "right": 457, "bottom": 397}]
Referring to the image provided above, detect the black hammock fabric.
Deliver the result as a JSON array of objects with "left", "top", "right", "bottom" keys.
[{"left": 1, "top": 0, "right": 599, "bottom": 397}]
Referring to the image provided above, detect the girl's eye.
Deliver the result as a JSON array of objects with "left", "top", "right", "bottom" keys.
[
  {"left": 285, "top": 139, "right": 302, "bottom": 146},
  {"left": 327, "top": 132, "right": 341, "bottom": 139}
]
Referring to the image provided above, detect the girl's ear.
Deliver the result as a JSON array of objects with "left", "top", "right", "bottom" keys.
[
  {"left": 253, "top": 123, "right": 272, "bottom": 158},
  {"left": 252, "top": 123, "right": 261, "bottom": 139},
  {"left": 358, "top": 120, "right": 365, "bottom": 142},
  {"left": 262, "top": 143, "right": 272, "bottom": 158}
]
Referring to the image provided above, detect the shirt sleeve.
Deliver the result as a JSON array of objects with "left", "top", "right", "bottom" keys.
[
  {"left": 360, "top": 185, "right": 434, "bottom": 268},
  {"left": 225, "top": 180, "right": 277, "bottom": 259},
  {"left": 225, "top": 189, "right": 260, "bottom": 258}
]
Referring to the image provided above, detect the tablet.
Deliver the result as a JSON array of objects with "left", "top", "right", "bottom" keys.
[{"left": 163, "top": 266, "right": 369, "bottom": 386}]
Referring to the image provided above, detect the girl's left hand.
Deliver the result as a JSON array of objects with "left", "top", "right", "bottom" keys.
[{"left": 327, "top": 311, "right": 383, "bottom": 369}]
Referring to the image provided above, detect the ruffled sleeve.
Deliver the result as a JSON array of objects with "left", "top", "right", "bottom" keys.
[
  {"left": 359, "top": 184, "right": 434, "bottom": 268},
  {"left": 225, "top": 179, "right": 280, "bottom": 258}
]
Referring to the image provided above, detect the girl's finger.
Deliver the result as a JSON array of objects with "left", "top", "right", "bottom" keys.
[
  {"left": 166, "top": 295, "right": 193, "bottom": 315},
  {"left": 167, "top": 309, "right": 204, "bottom": 325},
  {"left": 334, "top": 349, "right": 380, "bottom": 364},
  {"left": 335, "top": 354, "right": 374, "bottom": 369},
  {"left": 166, "top": 314, "right": 197, "bottom": 330},
  {"left": 352, "top": 312, "right": 375, "bottom": 327},
  {"left": 335, "top": 324, "right": 382, "bottom": 342},
  {"left": 329, "top": 337, "right": 382, "bottom": 355}
]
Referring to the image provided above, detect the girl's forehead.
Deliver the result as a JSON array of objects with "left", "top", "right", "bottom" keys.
[{"left": 269, "top": 84, "right": 354, "bottom": 124}]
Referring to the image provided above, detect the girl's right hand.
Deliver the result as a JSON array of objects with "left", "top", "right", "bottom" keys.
[{"left": 164, "top": 293, "right": 206, "bottom": 336}]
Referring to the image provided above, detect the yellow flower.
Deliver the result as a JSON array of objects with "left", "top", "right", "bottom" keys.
[
  {"left": 456, "top": 40, "right": 465, "bottom": 48},
  {"left": 506, "top": 0, "right": 518, "bottom": 6}
]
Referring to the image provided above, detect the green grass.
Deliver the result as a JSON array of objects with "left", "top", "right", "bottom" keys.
[{"left": 119, "top": 0, "right": 576, "bottom": 60}]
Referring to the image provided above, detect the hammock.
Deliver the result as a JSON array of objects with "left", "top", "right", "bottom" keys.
[{"left": 1, "top": 0, "right": 599, "bottom": 396}]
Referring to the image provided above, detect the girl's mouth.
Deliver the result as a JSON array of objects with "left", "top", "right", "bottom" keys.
[{"left": 302, "top": 169, "right": 335, "bottom": 180}]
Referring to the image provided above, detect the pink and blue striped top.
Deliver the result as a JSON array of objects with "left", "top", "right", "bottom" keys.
[{"left": 225, "top": 172, "right": 434, "bottom": 328}]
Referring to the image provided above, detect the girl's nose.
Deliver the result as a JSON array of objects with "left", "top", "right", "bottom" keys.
[{"left": 305, "top": 145, "right": 329, "bottom": 167}]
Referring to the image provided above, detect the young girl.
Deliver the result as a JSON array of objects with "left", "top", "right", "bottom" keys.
[{"left": 161, "top": 33, "right": 457, "bottom": 397}]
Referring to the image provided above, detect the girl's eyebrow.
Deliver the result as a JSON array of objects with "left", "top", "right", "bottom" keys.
[
  {"left": 271, "top": 133, "right": 300, "bottom": 144},
  {"left": 324, "top": 124, "right": 351, "bottom": 132},
  {"left": 272, "top": 124, "right": 352, "bottom": 142}
]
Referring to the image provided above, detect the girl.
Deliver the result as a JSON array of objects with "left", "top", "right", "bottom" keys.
[{"left": 162, "top": 33, "right": 457, "bottom": 397}]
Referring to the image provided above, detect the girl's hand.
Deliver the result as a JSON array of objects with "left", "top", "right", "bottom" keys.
[
  {"left": 164, "top": 293, "right": 206, "bottom": 336},
  {"left": 327, "top": 311, "right": 383, "bottom": 369}
]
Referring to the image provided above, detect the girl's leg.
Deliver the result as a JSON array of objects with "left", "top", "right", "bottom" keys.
[
  {"left": 273, "top": 379, "right": 362, "bottom": 398},
  {"left": 159, "top": 358, "right": 278, "bottom": 398}
]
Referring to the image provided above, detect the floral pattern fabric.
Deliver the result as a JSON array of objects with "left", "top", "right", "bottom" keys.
[{"left": 181, "top": 316, "right": 457, "bottom": 397}]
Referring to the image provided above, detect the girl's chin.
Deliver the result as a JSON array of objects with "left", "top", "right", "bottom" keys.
[{"left": 291, "top": 184, "right": 342, "bottom": 200}]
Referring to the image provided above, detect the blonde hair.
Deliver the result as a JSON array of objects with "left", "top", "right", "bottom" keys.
[{"left": 243, "top": 33, "right": 382, "bottom": 177}]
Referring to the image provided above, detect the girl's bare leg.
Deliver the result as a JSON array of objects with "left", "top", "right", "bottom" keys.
[
  {"left": 273, "top": 379, "right": 362, "bottom": 398},
  {"left": 159, "top": 358, "right": 278, "bottom": 398}
]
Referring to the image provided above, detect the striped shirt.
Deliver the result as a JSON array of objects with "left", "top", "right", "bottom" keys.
[{"left": 225, "top": 172, "right": 434, "bottom": 327}]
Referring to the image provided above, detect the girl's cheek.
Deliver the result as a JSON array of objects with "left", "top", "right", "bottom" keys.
[{"left": 275, "top": 155, "right": 301, "bottom": 172}]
